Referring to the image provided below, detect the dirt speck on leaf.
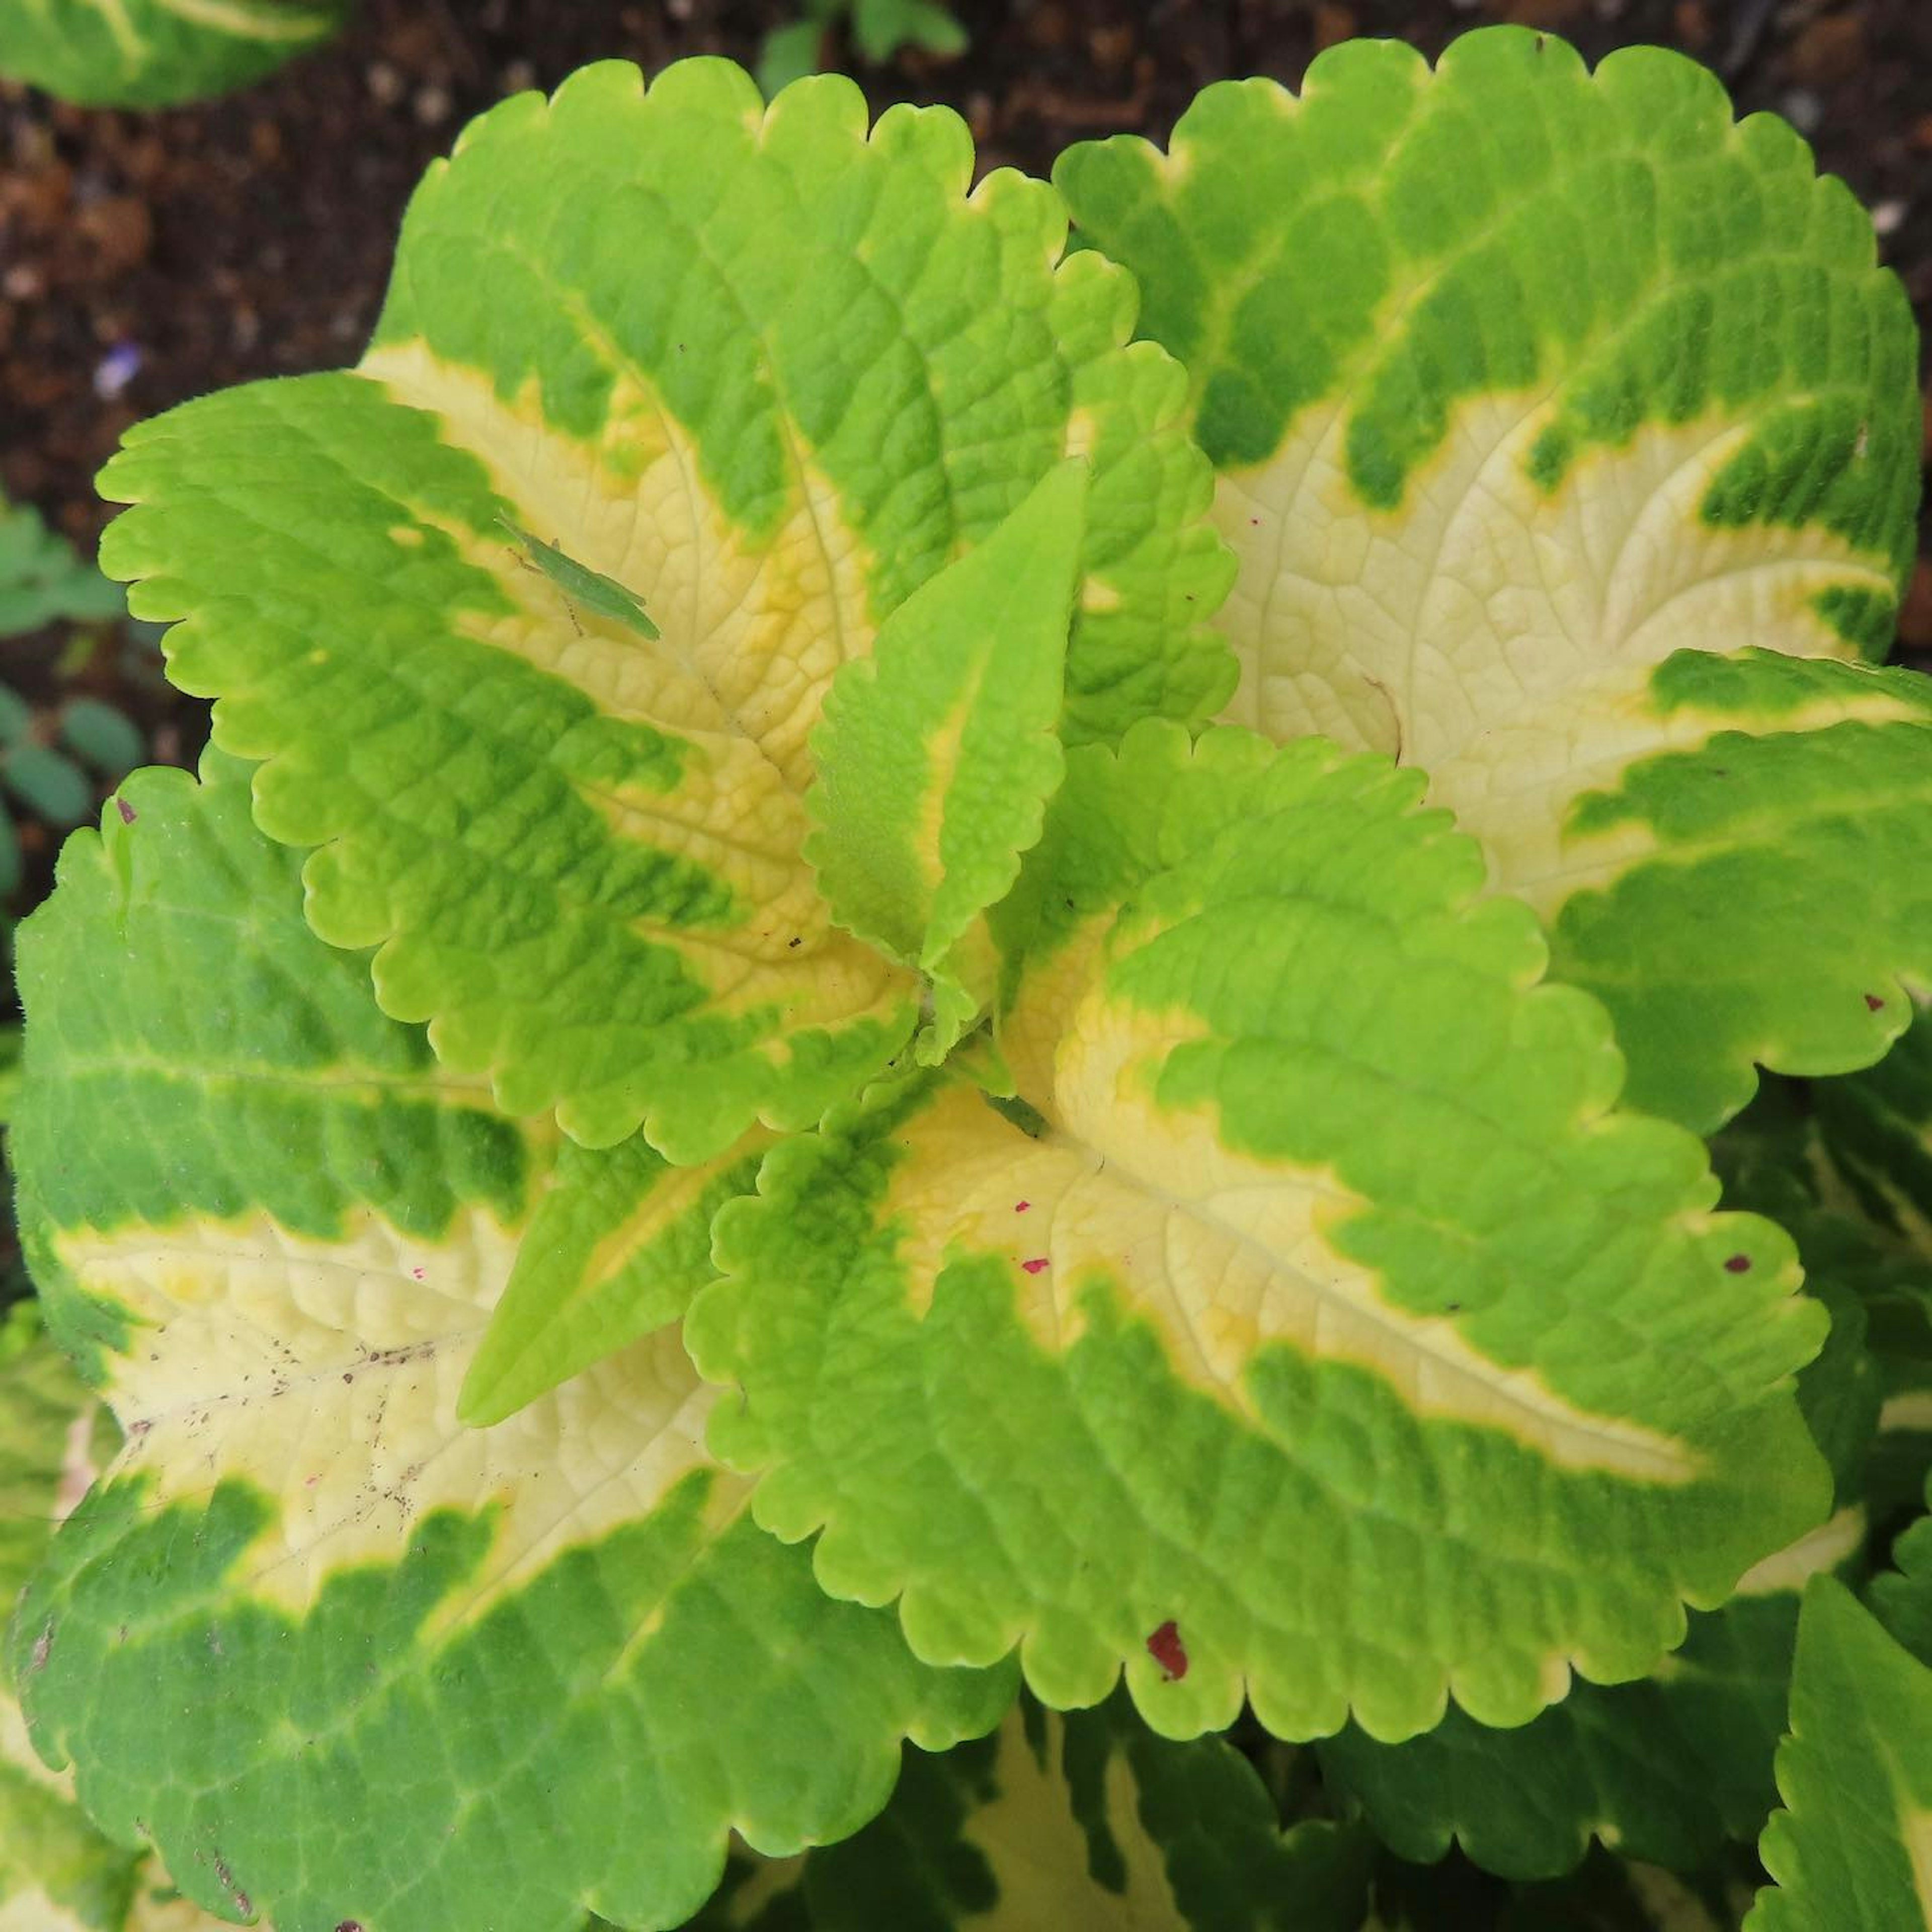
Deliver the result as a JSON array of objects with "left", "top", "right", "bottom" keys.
[
  {"left": 212, "top": 1857, "right": 250, "bottom": 1918},
  {"left": 1146, "top": 1619, "right": 1188, "bottom": 1681}
]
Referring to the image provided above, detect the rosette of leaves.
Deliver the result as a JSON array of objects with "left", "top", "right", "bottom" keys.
[
  {"left": 9, "top": 58, "right": 1224, "bottom": 1932},
  {"left": 0, "top": 0, "right": 352, "bottom": 107},
  {"left": 1055, "top": 25, "right": 1927, "bottom": 1135},
  {"left": 7, "top": 37, "right": 1925, "bottom": 1932}
]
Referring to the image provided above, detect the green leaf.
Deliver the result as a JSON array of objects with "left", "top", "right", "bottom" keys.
[
  {"left": 756, "top": 21, "right": 825, "bottom": 98},
  {"left": 0, "top": 684, "right": 34, "bottom": 743},
  {"left": 1710, "top": 1095, "right": 1886, "bottom": 1508},
  {"left": 1055, "top": 27, "right": 1925, "bottom": 1134},
  {"left": 0, "top": 0, "right": 351, "bottom": 107},
  {"left": 57, "top": 700, "right": 144, "bottom": 779},
  {"left": 696, "top": 1692, "right": 1371, "bottom": 1929},
  {"left": 1368, "top": 1845, "right": 1760, "bottom": 1932},
  {"left": 1869, "top": 1483, "right": 1932, "bottom": 1669},
  {"left": 457, "top": 1128, "right": 771, "bottom": 1428},
  {"left": 1812, "top": 1004, "right": 1932, "bottom": 1255},
  {"left": 1321, "top": 1531, "right": 1858, "bottom": 1883},
  {"left": 1749, "top": 1577, "right": 1932, "bottom": 1930},
  {"left": 1541, "top": 654, "right": 1932, "bottom": 1130},
  {"left": 4, "top": 744, "right": 95, "bottom": 829},
  {"left": 1318, "top": 1097, "right": 1884, "bottom": 1885},
  {"left": 0, "top": 1308, "right": 250, "bottom": 1932},
  {"left": 852, "top": 0, "right": 969, "bottom": 64},
  {"left": 1797, "top": 1017, "right": 1932, "bottom": 1520},
  {"left": 0, "top": 812, "right": 22, "bottom": 900},
  {"left": 0, "top": 503, "right": 124, "bottom": 635},
  {"left": 100, "top": 59, "right": 1232, "bottom": 1159},
  {"left": 8, "top": 750, "right": 1013, "bottom": 1932},
  {"left": 497, "top": 513, "right": 662, "bottom": 639},
  {"left": 810, "top": 458, "right": 1085, "bottom": 1057},
  {"left": 0, "top": 1303, "right": 93, "bottom": 1614},
  {"left": 687, "top": 717, "right": 1830, "bottom": 1746}
]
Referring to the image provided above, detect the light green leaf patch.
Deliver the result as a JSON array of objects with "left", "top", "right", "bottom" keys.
[
  {"left": 687, "top": 718, "right": 1830, "bottom": 1746},
  {"left": 810, "top": 459, "right": 1086, "bottom": 1059},
  {"left": 99, "top": 57, "right": 1232, "bottom": 1158},
  {"left": 1750, "top": 1578, "right": 1932, "bottom": 1931},
  {"left": 693, "top": 1692, "right": 1371, "bottom": 1930},
  {"left": 8, "top": 753, "right": 1012, "bottom": 1932},
  {"left": 0, "top": 0, "right": 349, "bottom": 108},
  {"left": 1055, "top": 26, "right": 1925, "bottom": 1133}
]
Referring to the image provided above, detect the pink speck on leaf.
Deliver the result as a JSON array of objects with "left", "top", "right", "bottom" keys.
[
  {"left": 411, "top": 1267, "right": 425, "bottom": 1280},
  {"left": 1724, "top": 1254, "right": 1751, "bottom": 1274},
  {"left": 1866, "top": 993, "right": 1887, "bottom": 1011},
  {"left": 1146, "top": 1620, "right": 1188, "bottom": 1681},
  {"left": 1020, "top": 1257, "right": 1050, "bottom": 1275},
  {"left": 1014, "top": 1200, "right": 1030, "bottom": 1214},
  {"left": 115, "top": 797, "right": 136, "bottom": 824}
]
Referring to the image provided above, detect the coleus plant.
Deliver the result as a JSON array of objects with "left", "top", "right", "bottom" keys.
[
  {"left": 0, "top": 0, "right": 352, "bottom": 107},
  {"left": 4, "top": 26, "right": 1930, "bottom": 1931}
]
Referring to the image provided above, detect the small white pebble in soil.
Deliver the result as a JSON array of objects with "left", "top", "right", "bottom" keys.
[{"left": 94, "top": 342, "right": 142, "bottom": 399}]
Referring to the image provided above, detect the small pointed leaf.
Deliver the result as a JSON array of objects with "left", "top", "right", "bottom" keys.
[
  {"left": 458, "top": 1128, "right": 771, "bottom": 1428},
  {"left": 810, "top": 458, "right": 1086, "bottom": 1056}
]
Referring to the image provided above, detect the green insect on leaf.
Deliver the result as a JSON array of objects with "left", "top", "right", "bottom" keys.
[{"left": 496, "top": 513, "right": 662, "bottom": 641}]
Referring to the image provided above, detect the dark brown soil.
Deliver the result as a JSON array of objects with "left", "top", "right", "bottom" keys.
[{"left": 3, "top": 0, "right": 1929, "bottom": 687}]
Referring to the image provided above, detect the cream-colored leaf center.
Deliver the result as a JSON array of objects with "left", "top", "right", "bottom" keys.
[{"left": 1217, "top": 398, "right": 1891, "bottom": 908}]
